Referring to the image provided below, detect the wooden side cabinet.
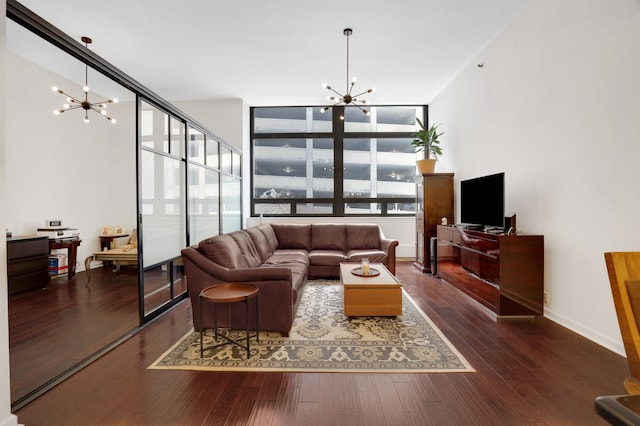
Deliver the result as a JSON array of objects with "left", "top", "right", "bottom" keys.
[
  {"left": 437, "top": 225, "right": 544, "bottom": 316},
  {"left": 7, "top": 236, "right": 50, "bottom": 296},
  {"left": 414, "top": 173, "right": 454, "bottom": 273}
]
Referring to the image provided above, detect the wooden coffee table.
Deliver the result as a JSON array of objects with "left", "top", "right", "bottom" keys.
[{"left": 339, "top": 263, "right": 402, "bottom": 317}]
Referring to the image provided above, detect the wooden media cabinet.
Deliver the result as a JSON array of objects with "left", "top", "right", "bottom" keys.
[{"left": 436, "top": 225, "right": 544, "bottom": 317}]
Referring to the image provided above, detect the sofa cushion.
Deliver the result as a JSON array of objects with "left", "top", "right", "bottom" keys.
[
  {"left": 347, "top": 249, "right": 387, "bottom": 264},
  {"left": 229, "top": 230, "right": 262, "bottom": 268},
  {"left": 264, "top": 249, "right": 310, "bottom": 267},
  {"left": 312, "top": 224, "right": 346, "bottom": 250},
  {"left": 308, "top": 250, "right": 349, "bottom": 266},
  {"left": 246, "top": 226, "right": 274, "bottom": 262},
  {"left": 271, "top": 223, "right": 312, "bottom": 250},
  {"left": 259, "top": 224, "right": 279, "bottom": 255},
  {"left": 346, "top": 224, "right": 381, "bottom": 249},
  {"left": 197, "top": 234, "right": 247, "bottom": 269}
]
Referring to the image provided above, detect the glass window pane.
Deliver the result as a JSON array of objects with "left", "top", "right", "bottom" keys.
[
  {"left": 189, "top": 164, "right": 219, "bottom": 243},
  {"left": 376, "top": 137, "right": 417, "bottom": 198},
  {"left": 388, "top": 202, "right": 416, "bottom": 215},
  {"left": 343, "top": 107, "right": 372, "bottom": 132},
  {"left": 344, "top": 106, "right": 422, "bottom": 133},
  {"left": 170, "top": 117, "right": 185, "bottom": 157},
  {"left": 254, "top": 107, "right": 332, "bottom": 133},
  {"left": 141, "top": 101, "right": 169, "bottom": 152},
  {"left": 232, "top": 152, "right": 241, "bottom": 176},
  {"left": 221, "top": 146, "right": 232, "bottom": 174},
  {"left": 254, "top": 203, "right": 291, "bottom": 215},
  {"left": 222, "top": 175, "right": 241, "bottom": 233},
  {"left": 345, "top": 203, "right": 381, "bottom": 214},
  {"left": 140, "top": 150, "right": 186, "bottom": 267},
  {"left": 206, "top": 137, "right": 219, "bottom": 168},
  {"left": 172, "top": 260, "right": 187, "bottom": 296},
  {"left": 343, "top": 137, "right": 416, "bottom": 199},
  {"left": 253, "top": 138, "right": 333, "bottom": 199},
  {"left": 296, "top": 203, "right": 333, "bottom": 214},
  {"left": 188, "top": 127, "right": 204, "bottom": 164},
  {"left": 344, "top": 138, "right": 372, "bottom": 198}
]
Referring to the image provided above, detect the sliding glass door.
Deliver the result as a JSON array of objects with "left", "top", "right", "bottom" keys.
[{"left": 139, "top": 101, "right": 187, "bottom": 317}]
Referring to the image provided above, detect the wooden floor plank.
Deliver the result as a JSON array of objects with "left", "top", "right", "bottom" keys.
[{"left": 14, "top": 261, "right": 627, "bottom": 425}]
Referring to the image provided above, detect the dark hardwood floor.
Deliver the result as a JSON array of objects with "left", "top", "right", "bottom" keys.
[
  {"left": 9, "top": 267, "right": 139, "bottom": 404},
  {"left": 14, "top": 262, "right": 627, "bottom": 425}
]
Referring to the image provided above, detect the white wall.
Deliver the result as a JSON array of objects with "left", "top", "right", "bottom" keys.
[
  {"left": 1, "top": 4, "right": 19, "bottom": 426},
  {"left": 173, "top": 99, "right": 246, "bottom": 151},
  {"left": 431, "top": 0, "right": 640, "bottom": 355},
  {"left": 5, "top": 52, "right": 137, "bottom": 270}
]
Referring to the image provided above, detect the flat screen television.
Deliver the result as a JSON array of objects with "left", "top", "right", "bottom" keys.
[{"left": 460, "top": 172, "right": 505, "bottom": 228}]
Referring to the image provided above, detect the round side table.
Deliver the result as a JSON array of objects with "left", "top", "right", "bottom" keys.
[{"left": 199, "top": 283, "right": 259, "bottom": 359}]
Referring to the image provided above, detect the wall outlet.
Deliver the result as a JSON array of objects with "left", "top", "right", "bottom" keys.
[{"left": 543, "top": 291, "right": 549, "bottom": 305}]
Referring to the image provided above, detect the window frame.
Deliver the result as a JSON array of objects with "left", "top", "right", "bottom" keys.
[{"left": 250, "top": 105, "right": 426, "bottom": 217}]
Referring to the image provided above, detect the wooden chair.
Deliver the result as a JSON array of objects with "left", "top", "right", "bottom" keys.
[
  {"left": 85, "top": 230, "right": 138, "bottom": 287},
  {"left": 604, "top": 252, "right": 640, "bottom": 394}
]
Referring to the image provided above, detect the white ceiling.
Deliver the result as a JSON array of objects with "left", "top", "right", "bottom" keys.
[{"left": 9, "top": 0, "right": 530, "bottom": 106}]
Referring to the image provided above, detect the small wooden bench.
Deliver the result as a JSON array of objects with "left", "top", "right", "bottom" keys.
[{"left": 84, "top": 245, "right": 137, "bottom": 287}]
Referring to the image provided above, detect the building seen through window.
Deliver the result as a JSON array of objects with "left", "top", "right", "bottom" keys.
[{"left": 251, "top": 106, "right": 423, "bottom": 216}]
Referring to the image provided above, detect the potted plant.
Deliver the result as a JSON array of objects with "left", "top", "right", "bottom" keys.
[{"left": 411, "top": 118, "right": 444, "bottom": 174}]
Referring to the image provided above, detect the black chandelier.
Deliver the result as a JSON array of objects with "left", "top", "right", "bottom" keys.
[
  {"left": 52, "top": 36, "right": 118, "bottom": 123},
  {"left": 320, "top": 28, "right": 375, "bottom": 119}
]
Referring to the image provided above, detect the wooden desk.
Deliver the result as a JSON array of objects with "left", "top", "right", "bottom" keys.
[{"left": 49, "top": 238, "right": 82, "bottom": 280}]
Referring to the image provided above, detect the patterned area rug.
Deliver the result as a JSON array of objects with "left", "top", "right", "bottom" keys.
[{"left": 149, "top": 280, "right": 474, "bottom": 373}]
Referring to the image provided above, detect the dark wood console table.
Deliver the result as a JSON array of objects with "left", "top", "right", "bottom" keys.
[
  {"left": 436, "top": 225, "right": 544, "bottom": 317},
  {"left": 49, "top": 238, "right": 82, "bottom": 279}
]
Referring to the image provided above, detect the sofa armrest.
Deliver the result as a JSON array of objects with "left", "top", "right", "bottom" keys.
[
  {"left": 380, "top": 238, "right": 399, "bottom": 274},
  {"left": 181, "top": 246, "right": 291, "bottom": 284}
]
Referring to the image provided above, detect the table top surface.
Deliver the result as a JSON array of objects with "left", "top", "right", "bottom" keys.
[
  {"left": 200, "top": 283, "right": 259, "bottom": 303},
  {"left": 339, "top": 263, "right": 400, "bottom": 287},
  {"left": 99, "top": 233, "right": 129, "bottom": 238}
]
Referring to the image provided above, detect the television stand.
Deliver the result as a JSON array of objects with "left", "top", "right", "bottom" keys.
[{"left": 436, "top": 225, "right": 544, "bottom": 317}]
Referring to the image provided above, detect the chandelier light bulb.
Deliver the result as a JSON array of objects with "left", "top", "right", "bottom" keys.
[
  {"left": 52, "top": 86, "right": 58, "bottom": 92},
  {"left": 54, "top": 109, "right": 60, "bottom": 115},
  {"left": 112, "top": 98, "right": 118, "bottom": 103},
  {"left": 84, "top": 116, "right": 90, "bottom": 123},
  {"left": 101, "top": 110, "right": 107, "bottom": 115},
  {"left": 110, "top": 118, "right": 117, "bottom": 124},
  {"left": 63, "top": 103, "right": 70, "bottom": 109}
]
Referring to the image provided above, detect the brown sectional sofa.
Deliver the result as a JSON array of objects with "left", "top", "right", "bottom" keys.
[{"left": 181, "top": 223, "right": 398, "bottom": 335}]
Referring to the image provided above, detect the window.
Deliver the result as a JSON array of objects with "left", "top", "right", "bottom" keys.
[{"left": 251, "top": 105, "right": 423, "bottom": 216}]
